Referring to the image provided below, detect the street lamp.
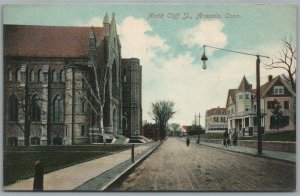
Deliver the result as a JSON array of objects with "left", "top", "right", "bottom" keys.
[{"left": 201, "top": 45, "right": 269, "bottom": 155}]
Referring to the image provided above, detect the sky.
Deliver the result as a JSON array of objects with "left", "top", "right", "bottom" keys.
[{"left": 2, "top": 3, "right": 297, "bottom": 126}]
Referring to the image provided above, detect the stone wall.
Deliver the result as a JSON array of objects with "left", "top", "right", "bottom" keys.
[{"left": 200, "top": 139, "right": 296, "bottom": 153}]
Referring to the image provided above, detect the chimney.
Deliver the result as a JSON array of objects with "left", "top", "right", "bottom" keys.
[{"left": 268, "top": 75, "right": 273, "bottom": 82}]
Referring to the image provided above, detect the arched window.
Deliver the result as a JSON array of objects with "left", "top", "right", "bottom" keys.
[
  {"left": 8, "top": 69, "right": 13, "bottom": 81},
  {"left": 60, "top": 70, "right": 65, "bottom": 82},
  {"left": 9, "top": 95, "right": 18, "bottom": 122},
  {"left": 112, "top": 61, "right": 117, "bottom": 84},
  {"left": 15, "top": 69, "right": 21, "bottom": 81},
  {"left": 30, "top": 69, "right": 35, "bottom": 81},
  {"left": 31, "top": 137, "right": 40, "bottom": 145},
  {"left": 81, "top": 78, "right": 85, "bottom": 89},
  {"left": 81, "top": 101, "right": 85, "bottom": 113},
  {"left": 31, "top": 95, "right": 41, "bottom": 122},
  {"left": 123, "top": 73, "right": 127, "bottom": 82},
  {"left": 53, "top": 95, "right": 63, "bottom": 122},
  {"left": 37, "top": 69, "right": 43, "bottom": 82},
  {"left": 52, "top": 70, "right": 57, "bottom": 83}
]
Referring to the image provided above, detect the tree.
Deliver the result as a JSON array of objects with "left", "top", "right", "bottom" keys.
[
  {"left": 149, "top": 100, "right": 176, "bottom": 141},
  {"left": 270, "top": 99, "right": 284, "bottom": 132},
  {"left": 79, "top": 55, "right": 113, "bottom": 144},
  {"left": 265, "top": 37, "right": 296, "bottom": 92},
  {"left": 171, "top": 123, "right": 181, "bottom": 136}
]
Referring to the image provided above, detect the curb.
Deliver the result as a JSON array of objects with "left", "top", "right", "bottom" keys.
[
  {"left": 193, "top": 141, "right": 296, "bottom": 165},
  {"left": 100, "top": 141, "right": 163, "bottom": 191}
]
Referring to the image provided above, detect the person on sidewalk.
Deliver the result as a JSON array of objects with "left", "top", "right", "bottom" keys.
[
  {"left": 232, "top": 130, "right": 238, "bottom": 146},
  {"left": 223, "top": 129, "right": 229, "bottom": 147},
  {"left": 186, "top": 137, "right": 190, "bottom": 147}
]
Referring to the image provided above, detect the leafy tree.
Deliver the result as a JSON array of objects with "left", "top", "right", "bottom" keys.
[
  {"left": 149, "top": 100, "right": 176, "bottom": 141},
  {"left": 270, "top": 99, "right": 284, "bottom": 132},
  {"left": 171, "top": 123, "right": 181, "bottom": 136}
]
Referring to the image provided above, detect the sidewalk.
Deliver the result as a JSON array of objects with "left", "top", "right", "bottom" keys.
[
  {"left": 191, "top": 139, "right": 296, "bottom": 164},
  {"left": 4, "top": 142, "right": 159, "bottom": 191}
]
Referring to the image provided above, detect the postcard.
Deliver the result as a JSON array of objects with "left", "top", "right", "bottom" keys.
[{"left": 2, "top": 3, "right": 296, "bottom": 192}]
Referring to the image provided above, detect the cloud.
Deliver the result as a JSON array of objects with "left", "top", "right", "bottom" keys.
[
  {"left": 118, "top": 17, "right": 169, "bottom": 66},
  {"left": 84, "top": 16, "right": 288, "bottom": 127},
  {"left": 180, "top": 20, "right": 227, "bottom": 50}
]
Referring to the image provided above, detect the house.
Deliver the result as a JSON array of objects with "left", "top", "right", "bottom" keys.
[
  {"left": 226, "top": 76, "right": 256, "bottom": 136},
  {"left": 205, "top": 107, "right": 228, "bottom": 133},
  {"left": 226, "top": 75, "right": 296, "bottom": 137},
  {"left": 4, "top": 14, "right": 143, "bottom": 146},
  {"left": 256, "top": 75, "right": 296, "bottom": 133}
]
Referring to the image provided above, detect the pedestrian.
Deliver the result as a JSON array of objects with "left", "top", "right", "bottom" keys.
[
  {"left": 223, "top": 129, "right": 229, "bottom": 147},
  {"left": 186, "top": 138, "right": 190, "bottom": 147},
  {"left": 233, "top": 131, "right": 238, "bottom": 146}
]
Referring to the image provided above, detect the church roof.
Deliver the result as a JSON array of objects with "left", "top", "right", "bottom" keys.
[
  {"left": 4, "top": 24, "right": 103, "bottom": 58},
  {"left": 237, "top": 76, "right": 252, "bottom": 91}
]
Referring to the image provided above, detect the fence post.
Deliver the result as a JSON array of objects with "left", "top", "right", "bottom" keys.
[
  {"left": 33, "top": 160, "right": 44, "bottom": 191},
  {"left": 131, "top": 144, "right": 134, "bottom": 163}
]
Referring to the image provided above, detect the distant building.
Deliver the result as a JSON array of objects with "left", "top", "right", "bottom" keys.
[
  {"left": 143, "top": 123, "right": 160, "bottom": 141},
  {"left": 205, "top": 107, "right": 227, "bottom": 133},
  {"left": 226, "top": 75, "right": 295, "bottom": 137}
]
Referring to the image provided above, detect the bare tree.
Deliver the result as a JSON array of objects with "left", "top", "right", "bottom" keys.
[
  {"left": 79, "top": 59, "right": 112, "bottom": 144},
  {"left": 265, "top": 37, "right": 296, "bottom": 92},
  {"left": 15, "top": 87, "right": 46, "bottom": 146},
  {"left": 149, "top": 100, "right": 176, "bottom": 141}
]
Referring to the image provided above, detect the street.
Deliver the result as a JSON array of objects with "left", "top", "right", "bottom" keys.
[{"left": 110, "top": 137, "right": 295, "bottom": 191}]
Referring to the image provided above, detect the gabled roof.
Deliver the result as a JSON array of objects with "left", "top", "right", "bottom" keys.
[
  {"left": 226, "top": 89, "right": 237, "bottom": 107},
  {"left": 237, "top": 76, "right": 252, "bottom": 91},
  {"left": 4, "top": 24, "right": 103, "bottom": 58},
  {"left": 260, "top": 75, "right": 295, "bottom": 98},
  {"left": 206, "top": 107, "right": 227, "bottom": 116}
]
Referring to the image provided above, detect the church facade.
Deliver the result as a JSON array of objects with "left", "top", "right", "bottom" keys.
[{"left": 3, "top": 14, "right": 143, "bottom": 146}]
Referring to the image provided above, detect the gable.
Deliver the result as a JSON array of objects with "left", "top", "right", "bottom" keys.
[{"left": 264, "top": 78, "right": 294, "bottom": 97}]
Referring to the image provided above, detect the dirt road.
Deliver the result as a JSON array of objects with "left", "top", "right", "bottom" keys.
[{"left": 111, "top": 137, "right": 295, "bottom": 191}]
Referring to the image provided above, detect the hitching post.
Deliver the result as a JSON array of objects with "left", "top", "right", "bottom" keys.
[{"left": 33, "top": 160, "right": 44, "bottom": 191}]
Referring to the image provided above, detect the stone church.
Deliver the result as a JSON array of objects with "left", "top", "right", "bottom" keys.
[{"left": 3, "top": 13, "right": 143, "bottom": 146}]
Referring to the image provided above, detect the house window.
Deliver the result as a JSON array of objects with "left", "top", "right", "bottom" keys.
[
  {"left": 239, "top": 95, "right": 243, "bottom": 99},
  {"left": 31, "top": 95, "right": 41, "bottom": 122},
  {"left": 245, "top": 94, "right": 249, "bottom": 99},
  {"left": 16, "top": 69, "right": 21, "bottom": 81},
  {"left": 9, "top": 95, "right": 18, "bottom": 122},
  {"left": 53, "top": 95, "right": 63, "bottom": 122},
  {"left": 284, "top": 101, "right": 289, "bottom": 109},
  {"left": 274, "top": 86, "right": 284, "bottom": 95},
  {"left": 81, "top": 125, "right": 85, "bottom": 136},
  {"left": 267, "top": 101, "right": 274, "bottom": 109},
  {"left": 8, "top": 69, "right": 13, "bottom": 81},
  {"left": 38, "top": 69, "right": 43, "bottom": 82},
  {"left": 60, "top": 70, "right": 65, "bottom": 82}
]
